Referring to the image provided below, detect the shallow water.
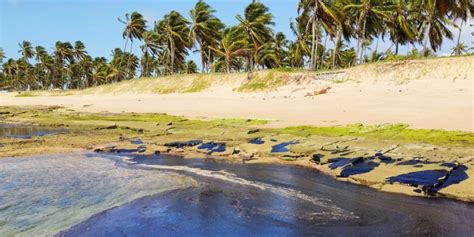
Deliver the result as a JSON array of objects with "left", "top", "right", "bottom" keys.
[
  {"left": 0, "top": 123, "right": 67, "bottom": 138},
  {"left": 1, "top": 152, "right": 474, "bottom": 236},
  {"left": 0, "top": 153, "right": 196, "bottom": 236}
]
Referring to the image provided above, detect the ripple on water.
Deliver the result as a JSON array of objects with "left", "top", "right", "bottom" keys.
[{"left": 0, "top": 153, "right": 197, "bottom": 237}]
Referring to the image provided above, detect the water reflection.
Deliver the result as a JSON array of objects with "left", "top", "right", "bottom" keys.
[{"left": 0, "top": 123, "right": 67, "bottom": 138}]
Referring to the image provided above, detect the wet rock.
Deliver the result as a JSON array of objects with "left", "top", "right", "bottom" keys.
[
  {"left": 130, "top": 138, "right": 144, "bottom": 145},
  {"left": 330, "top": 146, "right": 350, "bottom": 154},
  {"left": 164, "top": 140, "right": 203, "bottom": 148},
  {"left": 386, "top": 170, "right": 448, "bottom": 194},
  {"left": 232, "top": 147, "right": 241, "bottom": 155},
  {"left": 311, "top": 154, "right": 325, "bottom": 164},
  {"left": 93, "top": 145, "right": 116, "bottom": 153},
  {"left": 137, "top": 145, "right": 147, "bottom": 153},
  {"left": 96, "top": 124, "right": 118, "bottom": 130},
  {"left": 328, "top": 157, "right": 363, "bottom": 170},
  {"left": 198, "top": 142, "right": 226, "bottom": 154},
  {"left": 376, "top": 155, "right": 395, "bottom": 163},
  {"left": 339, "top": 161, "right": 379, "bottom": 177},
  {"left": 247, "top": 129, "right": 260, "bottom": 134},
  {"left": 271, "top": 141, "right": 298, "bottom": 153},
  {"left": 440, "top": 162, "right": 457, "bottom": 168},
  {"left": 0, "top": 111, "right": 11, "bottom": 115},
  {"left": 396, "top": 159, "right": 436, "bottom": 166},
  {"left": 436, "top": 165, "right": 469, "bottom": 191},
  {"left": 248, "top": 137, "right": 264, "bottom": 145}
]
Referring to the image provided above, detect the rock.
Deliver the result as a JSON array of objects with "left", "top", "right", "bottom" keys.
[
  {"left": 198, "top": 142, "right": 226, "bottom": 154},
  {"left": 311, "top": 153, "right": 325, "bottom": 164},
  {"left": 247, "top": 129, "right": 260, "bottom": 134},
  {"left": 271, "top": 141, "right": 298, "bottom": 153},
  {"left": 130, "top": 138, "right": 144, "bottom": 145},
  {"left": 164, "top": 140, "right": 203, "bottom": 148},
  {"left": 93, "top": 145, "right": 116, "bottom": 153},
  {"left": 248, "top": 137, "right": 264, "bottom": 144},
  {"left": 339, "top": 161, "right": 379, "bottom": 177},
  {"left": 96, "top": 124, "right": 118, "bottom": 130}
]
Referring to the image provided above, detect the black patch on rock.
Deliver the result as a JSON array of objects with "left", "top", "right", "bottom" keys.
[{"left": 165, "top": 140, "right": 203, "bottom": 148}]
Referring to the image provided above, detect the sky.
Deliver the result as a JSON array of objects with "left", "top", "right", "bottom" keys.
[{"left": 1, "top": 0, "right": 474, "bottom": 63}]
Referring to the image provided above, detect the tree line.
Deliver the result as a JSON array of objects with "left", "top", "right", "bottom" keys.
[{"left": 1, "top": 0, "right": 473, "bottom": 91}]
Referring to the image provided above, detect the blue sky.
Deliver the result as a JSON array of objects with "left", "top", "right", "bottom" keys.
[{"left": 2, "top": 0, "right": 474, "bottom": 62}]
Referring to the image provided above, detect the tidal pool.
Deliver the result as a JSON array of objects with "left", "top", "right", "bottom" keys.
[
  {"left": 1, "top": 152, "right": 474, "bottom": 236},
  {"left": 0, "top": 123, "right": 67, "bottom": 139}
]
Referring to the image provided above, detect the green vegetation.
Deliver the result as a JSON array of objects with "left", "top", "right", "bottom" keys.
[
  {"left": 2, "top": 106, "right": 472, "bottom": 149},
  {"left": 237, "top": 71, "right": 286, "bottom": 92},
  {"left": 1, "top": 1, "right": 473, "bottom": 91},
  {"left": 270, "top": 124, "right": 474, "bottom": 147}
]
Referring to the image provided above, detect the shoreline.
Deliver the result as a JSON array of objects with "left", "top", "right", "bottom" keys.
[{"left": 1, "top": 106, "right": 473, "bottom": 203}]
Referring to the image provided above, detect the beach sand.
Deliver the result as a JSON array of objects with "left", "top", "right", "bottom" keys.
[{"left": 1, "top": 57, "right": 472, "bottom": 131}]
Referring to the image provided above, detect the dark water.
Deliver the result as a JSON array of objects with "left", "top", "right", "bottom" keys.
[
  {"left": 56, "top": 154, "right": 474, "bottom": 237},
  {"left": 0, "top": 123, "right": 67, "bottom": 138}
]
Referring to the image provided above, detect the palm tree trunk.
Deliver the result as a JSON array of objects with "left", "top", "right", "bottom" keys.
[
  {"left": 310, "top": 18, "right": 316, "bottom": 70},
  {"left": 225, "top": 56, "right": 230, "bottom": 73},
  {"left": 144, "top": 51, "right": 148, "bottom": 77},
  {"left": 208, "top": 48, "right": 212, "bottom": 73},
  {"left": 171, "top": 44, "right": 175, "bottom": 74},
  {"left": 118, "top": 37, "right": 129, "bottom": 82},
  {"left": 455, "top": 21, "right": 463, "bottom": 56},
  {"left": 321, "top": 32, "right": 328, "bottom": 69},
  {"left": 127, "top": 40, "right": 133, "bottom": 79},
  {"left": 332, "top": 27, "right": 340, "bottom": 69},
  {"left": 359, "top": 17, "right": 367, "bottom": 64}
]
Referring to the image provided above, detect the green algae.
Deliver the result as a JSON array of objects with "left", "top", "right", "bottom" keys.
[{"left": 269, "top": 124, "right": 474, "bottom": 147}]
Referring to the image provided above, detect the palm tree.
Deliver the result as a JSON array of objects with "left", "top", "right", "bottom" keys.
[
  {"left": 344, "top": 0, "right": 390, "bottom": 63},
  {"left": 53, "top": 41, "right": 73, "bottom": 88},
  {"left": 0, "top": 48, "right": 5, "bottom": 83},
  {"left": 3, "top": 59, "right": 17, "bottom": 87},
  {"left": 140, "top": 31, "right": 161, "bottom": 77},
  {"left": 185, "top": 60, "right": 198, "bottom": 74},
  {"left": 298, "top": 0, "right": 340, "bottom": 70},
  {"left": 387, "top": 0, "right": 416, "bottom": 55},
  {"left": 110, "top": 48, "right": 127, "bottom": 81},
  {"left": 236, "top": 1, "right": 274, "bottom": 70},
  {"left": 190, "top": 0, "right": 225, "bottom": 72},
  {"left": 451, "top": 42, "right": 469, "bottom": 55},
  {"left": 18, "top": 41, "right": 35, "bottom": 63},
  {"left": 18, "top": 41, "right": 35, "bottom": 88},
  {"left": 118, "top": 12, "right": 147, "bottom": 78},
  {"left": 73, "top": 41, "right": 88, "bottom": 61},
  {"left": 416, "top": 0, "right": 454, "bottom": 54},
  {"left": 450, "top": 0, "right": 474, "bottom": 56},
  {"left": 274, "top": 32, "right": 290, "bottom": 66},
  {"left": 0, "top": 48, "right": 5, "bottom": 64},
  {"left": 154, "top": 11, "right": 192, "bottom": 74},
  {"left": 288, "top": 15, "right": 311, "bottom": 68},
  {"left": 210, "top": 26, "right": 248, "bottom": 73}
]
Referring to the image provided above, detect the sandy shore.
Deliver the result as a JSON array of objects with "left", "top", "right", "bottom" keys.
[
  {"left": 1, "top": 57, "right": 473, "bottom": 131},
  {"left": 1, "top": 75, "right": 472, "bottom": 131}
]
